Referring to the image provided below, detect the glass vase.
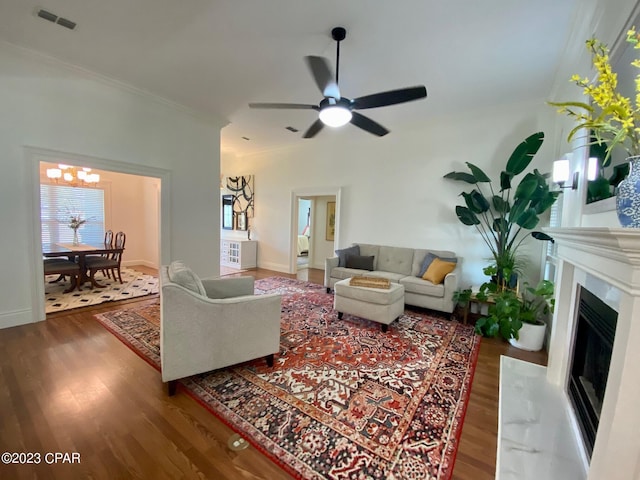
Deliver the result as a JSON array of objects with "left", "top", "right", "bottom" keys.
[
  {"left": 616, "top": 156, "right": 640, "bottom": 228},
  {"left": 73, "top": 229, "right": 79, "bottom": 246}
]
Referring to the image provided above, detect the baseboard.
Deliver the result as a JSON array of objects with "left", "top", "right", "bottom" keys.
[
  {"left": 258, "top": 261, "right": 290, "bottom": 273},
  {"left": 122, "top": 259, "right": 158, "bottom": 269},
  {"left": 0, "top": 308, "right": 38, "bottom": 329}
]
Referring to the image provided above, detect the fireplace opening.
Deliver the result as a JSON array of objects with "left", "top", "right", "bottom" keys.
[{"left": 568, "top": 286, "right": 618, "bottom": 457}]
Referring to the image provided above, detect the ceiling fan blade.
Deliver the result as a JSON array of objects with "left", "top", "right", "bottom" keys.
[
  {"left": 305, "top": 56, "right": 340, "bottom": 99},
  {"left": 352, "top": 85, "right": 427, "bottom": 110},
  {"left": 248, "top": 102, "right": 319, "bottom": 110},
  {"left": 302, "top": 119, "right": 325, "bottom": 138},
  {"left": 350, "top": 112, "right": 389, "bottom": 137}
]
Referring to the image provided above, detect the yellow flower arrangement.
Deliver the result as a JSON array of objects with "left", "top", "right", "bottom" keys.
[{"left": 550, "top": 27, "right": 640, "bottom": 166}]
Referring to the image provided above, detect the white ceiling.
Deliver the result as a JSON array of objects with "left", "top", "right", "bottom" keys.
[{"left": 0, "top": 0, "right": 580, "bottom": 155}]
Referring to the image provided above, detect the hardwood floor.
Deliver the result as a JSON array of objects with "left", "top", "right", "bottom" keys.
[{"left": 0, "top": 266, "right": 546, "bottom": 479}]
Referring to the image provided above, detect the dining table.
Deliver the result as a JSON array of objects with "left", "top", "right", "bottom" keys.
[{"left": 43, "top": 242, "right": 124, "bottom": 290}]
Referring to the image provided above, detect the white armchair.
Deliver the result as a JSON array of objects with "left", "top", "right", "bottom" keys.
[{"left": 160, "top": 261, "right": 282, "bottom": 395}]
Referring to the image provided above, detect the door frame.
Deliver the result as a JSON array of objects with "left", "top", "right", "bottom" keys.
[
  {"left": 289, "top": 187, "right": 341, "bottom": 273},
  {"left": 28, "top": 146, "right": 171, "bottom": 322}
]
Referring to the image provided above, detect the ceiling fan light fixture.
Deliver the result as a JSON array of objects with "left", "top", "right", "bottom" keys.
[{"left": 319, "top": 105, "right": 352, "bottom": 127}]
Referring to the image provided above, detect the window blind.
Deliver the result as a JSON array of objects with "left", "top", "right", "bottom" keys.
[
  {"left": 40, "top": 184, "right": 105, "bottom": 246},
  {"left": 543, "top": 199, "right": 561, "bottom": 281}
]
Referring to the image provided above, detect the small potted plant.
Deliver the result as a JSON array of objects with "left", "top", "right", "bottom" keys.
[
  {"left": 474, "top": 278, "right": 554, "bottom": 351},
  {"left": 509, "top": 280, "right": 554, "bottom": 351}
]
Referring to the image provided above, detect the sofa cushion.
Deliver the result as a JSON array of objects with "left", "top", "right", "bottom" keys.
[
  {"left": 331, "top": 267, "right": 370, "bottom": 281},
  {"left": 417, "top": 252, "right": 458, "bottom": 277},
  {"left": 356, "top": 244, "right": 380, "bottom": 270},
  {"left": 335, "top": 245, "right": 360, "bottom": 267},
  {"left": 168, "top": 261, "right": 207, "bottom": 296},
  {"left": 412, "top": 249, "right": 457, "bottom": 276},
  {"left": 422, "top": 258, "right": 457, "bottom": 284},
  {"left": 345, "top": 254, "right": 375, "bottom": 271},
  {"left": 376, "top": 246, "right": 414, "bottom": 276},
  {"left": 400, "top": 276, "right": 445, "bottom": 297}
]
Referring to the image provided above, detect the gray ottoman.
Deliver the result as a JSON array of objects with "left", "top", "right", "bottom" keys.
[{"left": 333, "top": 278, "right": 405, "bottom": 332}]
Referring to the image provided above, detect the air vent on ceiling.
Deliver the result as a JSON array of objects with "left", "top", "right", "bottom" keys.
[
  {"left": 36, "top": 8, "right": 77, "bottom": 30},
  {"left": 241, "top": 136, "right": 250, "bottom": 141},
  {"left": 285, "top": 126, "right": 299, "bottom": 133}
]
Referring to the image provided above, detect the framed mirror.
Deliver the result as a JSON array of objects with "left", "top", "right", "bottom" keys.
[{"left": 222, "top": 195, "right": 234, "bottom": 230}]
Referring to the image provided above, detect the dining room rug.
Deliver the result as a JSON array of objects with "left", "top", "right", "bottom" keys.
[
  {"left": 45, "top": 267, "right": 159, "bottom": 313},
  {"left": 94, "top": 277, "right": 480, "bottom": 479}
]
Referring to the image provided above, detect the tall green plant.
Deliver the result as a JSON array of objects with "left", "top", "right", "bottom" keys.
[{"left": 443, "top": 132, "right": 558, "bottom": 281}]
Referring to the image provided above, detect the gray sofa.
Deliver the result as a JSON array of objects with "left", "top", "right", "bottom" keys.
[{"left": 324, "top": 243, "right": 459, "bottom": 313}]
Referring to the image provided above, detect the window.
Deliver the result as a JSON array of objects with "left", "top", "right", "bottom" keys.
[
  {"left": 543, "top": 198, "right": 561, "bottom": 282},
  {"left": 40, "top": 184, "right": 105, "bottom": 246}
]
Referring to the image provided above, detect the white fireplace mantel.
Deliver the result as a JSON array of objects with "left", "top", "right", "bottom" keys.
[{"left": 543, "top": 227, "right": 640, "bottom": 480}]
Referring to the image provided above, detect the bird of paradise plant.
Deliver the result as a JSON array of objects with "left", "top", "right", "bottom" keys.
[{"left": 549, "top": 27, "right": 640, "bottom": 165}]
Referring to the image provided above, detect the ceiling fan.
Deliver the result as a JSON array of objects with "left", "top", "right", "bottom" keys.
[{"left": 248, "top": 27, "right": 427, "bottom": 138}]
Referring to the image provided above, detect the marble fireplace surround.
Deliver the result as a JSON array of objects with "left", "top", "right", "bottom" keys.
[{"left": 543, "top": 227, "right": 640, "bottom": 480}]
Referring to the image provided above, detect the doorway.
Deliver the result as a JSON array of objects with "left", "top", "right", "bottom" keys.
[
  {"left": 290, "top": 188, "right": 341, "bottom": 274},
  {"left": 297, "top": 198, "right": 312, "bottom": 269},
  {"left": 29, "top": 147, "right": 170, "bottom": 322}
]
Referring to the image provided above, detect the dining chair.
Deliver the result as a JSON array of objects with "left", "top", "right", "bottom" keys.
[
  {"left": 85, "top": 231, "right": 126, "bottom": 286},
  {"left": 84, "top": 229, "right": 114, "bottom": 279},
  {"left": 44, "top": 258, "right": 81, "bottom": 293}
]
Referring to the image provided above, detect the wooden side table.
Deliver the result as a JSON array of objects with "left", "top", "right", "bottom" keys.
[{"left": 462, "top": 293, "right": 495, "bottom": 325}]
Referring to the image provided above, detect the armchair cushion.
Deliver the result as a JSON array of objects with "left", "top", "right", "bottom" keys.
[{"left": 168, "top": 261, "right": 206, "bottom": 296}]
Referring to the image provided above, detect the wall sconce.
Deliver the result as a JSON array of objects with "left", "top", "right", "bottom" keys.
[
  {"left": 553, "top": 159, "right": 578, "bottom": 190},
  {"left": 587, "top": 157, "right": 599, "bottom": 181}
]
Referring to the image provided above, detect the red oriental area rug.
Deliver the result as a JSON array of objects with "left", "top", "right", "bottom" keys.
[{"left": 94, "top": 277, "right": 481, "bottom": 479}]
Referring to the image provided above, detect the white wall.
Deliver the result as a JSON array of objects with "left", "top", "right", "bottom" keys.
[
  {"left": 106, "top": 171, "right": 160, "bottom": 268},
  {"left": 0, "top": 42, "right": 224, "bottom": 328},
  {"left": 228, "top": 100, "right": 558, "bottom": 287}
]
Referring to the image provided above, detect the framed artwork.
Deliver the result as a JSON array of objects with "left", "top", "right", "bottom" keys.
[
  {"left": 221, "top": 175, "right": 254, "bottom": 230},
  {"left": 326, "top": 201, "right": 336, "bottom": 241}
]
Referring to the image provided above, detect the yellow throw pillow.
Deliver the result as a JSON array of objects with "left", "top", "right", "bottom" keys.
[{"left": 422, "top": 257, "right": 456, "bottom": 284}]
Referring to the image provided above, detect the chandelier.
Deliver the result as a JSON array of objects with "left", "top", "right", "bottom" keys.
[{"left": 46, "top": 164, "right": 100, "bottom": 186}]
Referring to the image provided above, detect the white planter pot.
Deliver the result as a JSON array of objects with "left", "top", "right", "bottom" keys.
[{"left": 509, "top": 321, "right": 546, "bottom": 351}]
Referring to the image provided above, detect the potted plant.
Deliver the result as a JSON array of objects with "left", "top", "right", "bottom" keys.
[
  {"left": 474, "top": 279, "right": 554, "bottom": 350},
  {"left": 444, "top": 131, "right": 559, "bottom": 287},
  {"left": 509, "top": 280, "right": 554, "bottom": 351},
  {"left": 452, "top": 287, "right": 472, "bottom": 308}
]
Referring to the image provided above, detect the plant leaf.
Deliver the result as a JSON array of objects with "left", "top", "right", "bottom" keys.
[
  {"left": 514, "top": 208, "right": 539, "bottom": 229},
  {"left": 455, "top": 206, "right": 481, "bottom": 225},
  {"left": 443, "top": 171, "right": 477, "bottom": 184},
  {"left": 465, "top": 162, "right": 491, "bottom": 182},
  {"left": 500, "top": 171, "right": 513, "bottom": 190},
  {"left": 462, "top": 191, "right": 490, "bottom": 213},
  {"left": 531, "top": 231, "right": 554, "bottom": 242},
  {"left": 514, "top": 173, "right": 539, "bottom": 200},
  {"left": 505, "top": 132, "right": 544, "bottom": 176},
  {"left": 492, "top": 217, "right": 509, "bottom": 235},
  {"left": 492, "top": 195, "right": 510, "bottom": 213}
]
